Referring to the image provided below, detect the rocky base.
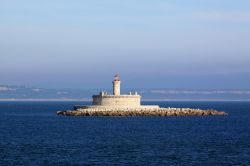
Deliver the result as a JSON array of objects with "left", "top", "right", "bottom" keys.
[{"left": 57, "top": 107, "right": 227, "bottom": 116}]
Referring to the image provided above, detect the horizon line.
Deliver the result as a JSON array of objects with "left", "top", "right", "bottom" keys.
[{"left": 0, "top": 98, "right": 250, "bottom": 102}]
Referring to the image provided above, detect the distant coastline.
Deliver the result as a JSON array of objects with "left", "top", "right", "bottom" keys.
[
  {"left": 0, "top": 98, "right": 250, "bottom": 102},
  {"left": 0, "top": 98, "right": 91, "bottom": 102},
  {"left": 1, "top": 85, "right": 250, "bottom": 101}
]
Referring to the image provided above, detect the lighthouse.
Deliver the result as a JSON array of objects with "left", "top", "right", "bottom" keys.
[
  {"left": 92, "top": 74, "right": 141, "bottom": 107},
  {"left": 112, "top": 74, "right": 121, "bottom": 96}
]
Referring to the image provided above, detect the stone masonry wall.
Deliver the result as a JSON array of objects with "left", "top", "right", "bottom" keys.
[{"left": 93, "top": 95, "right": 141, "bottom": 107}]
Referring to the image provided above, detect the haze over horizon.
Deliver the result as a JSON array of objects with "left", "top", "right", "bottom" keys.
[{"left": 1, "top": 0, "right": 250, "bottom": 89}]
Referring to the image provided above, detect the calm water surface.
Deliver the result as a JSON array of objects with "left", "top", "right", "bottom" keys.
[{"left": 0, "top": 101, "right": 250, "bottom": 165}]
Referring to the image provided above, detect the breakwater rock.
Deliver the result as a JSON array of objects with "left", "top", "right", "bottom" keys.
[{"left": 57, "top": 107, "right": 227, "bottom": 116}]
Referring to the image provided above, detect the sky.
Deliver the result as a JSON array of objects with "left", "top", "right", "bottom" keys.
[{"left": 0, "top": 0, "right": 250, "bottom": 89}]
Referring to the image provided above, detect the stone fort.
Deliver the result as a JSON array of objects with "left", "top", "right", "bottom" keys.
[
  {"left": 92, "top": 75, "right": 141, "bottom": 107},
  {"left": 74, "top": 74, "right": 159, "bottom": 110},
  {"left": 61, "top": 75, "right": 227, "bottom": 116}
]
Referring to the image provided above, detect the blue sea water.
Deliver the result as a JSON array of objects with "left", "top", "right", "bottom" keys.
[{"left": 0, "top": 101, "right": 250, "bottom": 165}]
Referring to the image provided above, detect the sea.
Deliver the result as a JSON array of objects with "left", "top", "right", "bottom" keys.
[{"left": 0, "top": 101, "right": 249, "bottom": 165}]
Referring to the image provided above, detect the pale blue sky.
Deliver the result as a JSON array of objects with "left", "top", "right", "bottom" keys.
[{"left": 1, "top": 0, "right": 250, "bottom": 89}]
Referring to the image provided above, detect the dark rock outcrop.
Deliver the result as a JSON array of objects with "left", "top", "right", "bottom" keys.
[{"left": 57, "top": 108, "right": 227, "bottom": 116}]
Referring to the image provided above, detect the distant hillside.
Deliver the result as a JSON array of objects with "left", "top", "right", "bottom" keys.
[
  {"left": 0, "top": 85, "right": 250, "bottom": 101},
  {"left": 0, "top": 85, "right": 94, "bottom": 100},
  {"left": 140, "top": 89, "right": 250, "bottom": 101}
]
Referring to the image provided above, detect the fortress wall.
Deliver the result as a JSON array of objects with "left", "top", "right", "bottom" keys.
[
  {"left": 101, "top": 96, "right": 140, "bottom": 107},
  {"left": 93, "top": 95, "right": 141, "bottom": 107}
]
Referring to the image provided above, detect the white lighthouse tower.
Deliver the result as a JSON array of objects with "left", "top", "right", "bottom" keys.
[
  {"left": 112, "top": 74, "right": 121, "bottom": 96},
  {"left": 91, "top": 74, "right": 142, "bottom": 107}
]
